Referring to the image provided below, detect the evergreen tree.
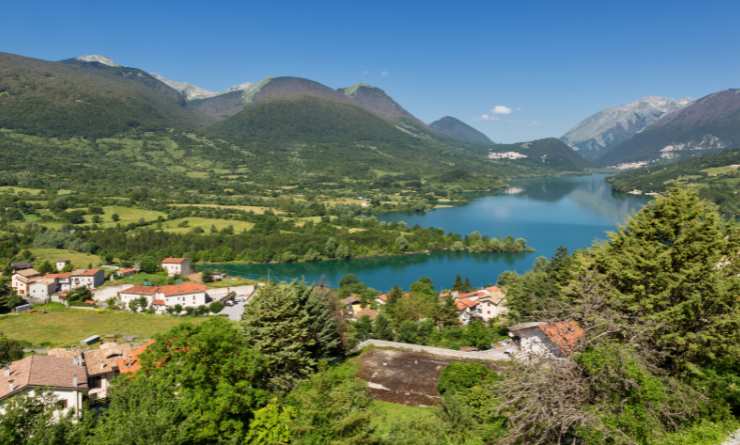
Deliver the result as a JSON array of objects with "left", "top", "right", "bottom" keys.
[
  {"left": 592, "top": 188, "right": 739, "bottom": 370},
  {"left": 243, "top": 283, "right": 341, "bottom": 391},
  {"left": 434, "top": 296, "right": 460, "bottom": 328},
  {"left": 372, "top": 314, "right": 394, "bottom": 340},
  {"left": 463, "top": 277, "right": 472, "bottom": 292},
  {"left": 453, "top": 274, "right": 464, "bottom": 291}
]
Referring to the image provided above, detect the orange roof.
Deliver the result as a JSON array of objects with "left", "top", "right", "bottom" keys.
[
  {"left": 116, "top": 340, "right": 155, "bottom": 375},
  {"left": 158, "top": 283, "right": 208, "bottom": 297},
  {"left": 539, "top": 321, "right": 585, "bottom": 355},
  {"left": 121, "top": 285, "right": 158, "bottom": 295},
  {"left": 72, "top": 269, "right": 101, "bottom": 277},
  {"left": 455, "top": 297, "right": 480, "bottom": 310},
  {"left": 47, "top": 272, "right": 72, "bottom": 279},
  {"left": 0, "top": 355, "right": 88, "bottom": 399},
  {"left": 161, "top": 257, "right": 188, "bottom": 264}
]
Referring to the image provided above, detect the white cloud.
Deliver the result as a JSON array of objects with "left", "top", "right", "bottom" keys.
[
  {"left": 481, "top": 113, "right": 499, "bottom": 121},
  {"left": 493, "top": 105, "right": 512, "bottom": 115}
]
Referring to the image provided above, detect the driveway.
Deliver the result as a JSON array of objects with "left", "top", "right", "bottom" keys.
[
  {"left": 213, "top": 285, "right": 256, "bottom": 321},
  {"left": 93, "top": 284, "right": 134, "bottom": 305}
]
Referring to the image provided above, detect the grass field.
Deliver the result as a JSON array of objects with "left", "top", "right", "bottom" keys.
[
  {"left": 0, "top": 185, "right": 43, "bottom": 195},
  {"left": 0, "top": 304, "right": 206, "bottom": 347},
  {"left": 29, "top": 248, "right": 102, "bottom": 268},
  {"left": 160, "top": 217, "right": 255, "bottom": 234},
  {"left": 84, "top": 206, "right": 166, "bottom": 227},
  {"left": 169, "top": 203, "right": 280, "bottom": 215}
]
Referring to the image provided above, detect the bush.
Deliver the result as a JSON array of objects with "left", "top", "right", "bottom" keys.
[
  {"left": 438, "top": 362, "right": 497, "bottom": 395},
  {"left": 209, "top": 301, "right": 224, "bottom": 313}
]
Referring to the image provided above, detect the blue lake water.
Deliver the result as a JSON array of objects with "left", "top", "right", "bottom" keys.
[{"left": 202, "top": 174, "right": 647, "bottom": 290}]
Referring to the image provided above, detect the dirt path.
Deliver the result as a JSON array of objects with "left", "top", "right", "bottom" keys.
[{"left": 353, "top": 339, "right": 511, "bottom": 362}]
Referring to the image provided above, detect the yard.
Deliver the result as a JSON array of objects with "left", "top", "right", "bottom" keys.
[
  {"left": 84, "top": 206, "right": 166, "bottom": 227},
  {"left": 160, "top": 217, "right": 255, "bottom": 234},
  {"left": 29, "top": 248, "right": 103, "bottom": 268},
  {"left": 0, "top": 304, "right": 206, "bottom": 347}
]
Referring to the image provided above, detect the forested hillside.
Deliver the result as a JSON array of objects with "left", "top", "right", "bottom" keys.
[{"left": 609, "top": 149, "right": 739, "bottom": 217}]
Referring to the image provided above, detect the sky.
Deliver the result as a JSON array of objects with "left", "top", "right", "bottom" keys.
[{"left": 2, "top": 0, "right": 739, "bottom": 142}]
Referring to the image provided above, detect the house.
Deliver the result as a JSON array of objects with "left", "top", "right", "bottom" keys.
[
  {"left": 116, "top": 340, "right": 155, "bottom": 375},
  {"left": 11, "top": 268, "right": 41, "bottom": 296},
  {"left": 375, "top": 294, "right": 388, "bottom": 305},
  {"left": 27, "top": 278, "right": 57, "bottom": 304},
  {"left": 69, "top": 269, "right": 105, "bottom": 290},
  {"left": 119, "top": 283, "right": 209, "bottom": 313},
  {"left": 115, "top": 267, "right": 138, "bottom": 278},
  {"left": 161, "top": 257, "right": 193, "bottom": 277},
  {"left": 0, "top": 355, "right": 88, "bottom": 419},
  {"left": 55, "top": 260, "right": 71, "bottom": 272},
  {"left": 452, "top": 286, "right": 508, "bottom": 324},
  {"left": 508, "top": 320, "right": 585, "bottom": 358}
]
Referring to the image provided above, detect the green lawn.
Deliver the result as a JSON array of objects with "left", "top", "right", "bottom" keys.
[
  {"left": 112, "top": 272, "right": 174, "bottom": 286},
  {"left": 85, "top": 206, "right": 166, "bottom": 227},
  {"left": 29, "top": 248, "right": 103, "bottom": 268},
  {"left": 0, "top": 185, "right": 43, "bottom": 195},
  {"left": 0, "top": 304, "right": 206, "bottom": 347},
  {"left": 159, "top": 217, "right": 254, "bottom": 234}
]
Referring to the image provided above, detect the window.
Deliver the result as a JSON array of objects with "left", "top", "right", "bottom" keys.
[{"left": 56, "top": 399, "right": 68, "bottom": 410}]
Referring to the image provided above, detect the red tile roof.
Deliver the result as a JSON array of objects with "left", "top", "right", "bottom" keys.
[
  {"left": 455, "top": 297, "right": 480, "bottom": 310},
  {"left": 158, "top": 283, "right": 207, "bottom": 297},
  {"left": 161, "top": 257, "right": 188, "bottom": 264},
  {"left": 47, "top": 272, "right": 72, "bottom": 279},
  {"left": 72, "top": 269, "right": 101, "bottom": 277},
  {"left": 117, "top": 340, "right": 155, "bottom": 375},
  {"left": 539, "top": 321, "right": 585, "bottom": 355},
  {"left": 121, "top": 285, "right": 158, "bottom": 295}
]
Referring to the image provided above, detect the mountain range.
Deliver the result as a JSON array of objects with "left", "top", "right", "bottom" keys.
[
  {"left": 561, "top": 96, "right": 691, "bottom": 160},
  {"left": 562, "top": 91, "right": 740, "bottom": 166},
  {"left": 0, "top": 51, "right": 594, "bottom": 178}
]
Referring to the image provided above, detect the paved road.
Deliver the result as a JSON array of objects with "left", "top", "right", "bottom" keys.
[
  {"left": 93, "top": 284, "right": 134, "bottom": 305},
  {"left": 213, "top": 285, "right": 256, "bottom": 321},
  {"left": 353, "top": 339, "right": 511, "bottom": 361}
]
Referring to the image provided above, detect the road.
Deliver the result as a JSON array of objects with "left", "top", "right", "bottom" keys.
[
  {"left": 212, "top": 285, "right": 256, "bottom": 321},
  {"left": 93, "top": 284, "right": 134, "bottom": 305}
]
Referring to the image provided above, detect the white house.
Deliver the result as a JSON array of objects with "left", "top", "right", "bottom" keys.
[
  {"left": 27, "top": 278, "right": 57, "bottom": 304},
  {"left": 11, "top": 268, "right": 41, "bottom": 296},
  {"left": 453, "top": 286, "right": 508, "bottom": 324},
  {"left": 119, "top": 283, "right": 208, "bottom": 312},
  {"left": 508, "top": 321, "right": 585, "bottom": 358},
  {"left": 69, "top": 269, "right": 105, "bottom": 290},
  {"left": 0, "top": 355, "right": 88, "bottom": 420},
  {"left": 55, "top": 260, "right": 70, "bottom": 272},
  {"left": 161, "top": 257, "right": 193, "bottom": 277}
]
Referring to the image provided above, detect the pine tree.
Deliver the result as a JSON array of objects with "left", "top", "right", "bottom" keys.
[
  {"left": 372, "top": 314, "right": 394, "bottom": 340},
  {"left": 453, "top": 274, "right": 464, "bottom": 291},
  {"left": 593, "top": 187, "right": 739, "bottom": 370},
  {"left": 435, "top": 296, "right": 460, "bottom": 328},
  {"left": 463, "top": 277, "right": 472, "bottom": 292}
]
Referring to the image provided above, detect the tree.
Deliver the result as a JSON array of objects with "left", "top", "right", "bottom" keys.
[
  {"left": 37, "top": 260, "right": 54, "bottom": 274},
  {"left": 0, "top": 333, "right": 23, "bottom": 365},
  {"left": 372, "top": 314, "right": 394, "bottom": 340},
  {"left": 352, "top": 316, "right": 373, "bottom": 343},
  {"left": 91, "top": 318, "right": 267, "bottom": 444},
  {"left": 139, "top": 256, "right": 159, "bottom": 274},
  {"left": 242, "top": 283, "right": 341, "bottom": 391},
  {"left": 452, "top": 274, "right": 464, "bottom": 291},
  {"left": 0, "top": 393, "right": 80, "bottom": 444},
  {"left": 285, "top": 365, "right": 375, "bottom": 444},
  {"left": 591, "top": 188, "right": 739, "bottom": 371},
  {"left": 111, "top": 213, "right": 120, "bottom": 222},
  {"left": 434, "top": 296, "right": 460, "bottom": 328}
]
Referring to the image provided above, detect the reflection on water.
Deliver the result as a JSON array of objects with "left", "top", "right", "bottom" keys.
[{"left": 201, "top": 174, "right": 647, "bottom": 290}]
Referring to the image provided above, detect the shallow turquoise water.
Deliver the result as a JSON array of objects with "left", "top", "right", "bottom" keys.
[{"left": 201, "top": 174, "right": 647, "bottom": 290}]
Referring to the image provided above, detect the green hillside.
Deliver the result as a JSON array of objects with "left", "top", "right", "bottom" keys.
[
  {"left": 0, "top": 52, "right": 201, "bottom": 137},
  {"left": 609, "top": 149, "right": 739, "bottom": 217},
  {"left": 491, "top": 138, "right": 592, "bottom": 171}
]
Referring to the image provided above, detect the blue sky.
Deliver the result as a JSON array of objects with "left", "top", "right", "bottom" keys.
[{"left": 2, "top": 0, "right": 739, "bottom": 142}]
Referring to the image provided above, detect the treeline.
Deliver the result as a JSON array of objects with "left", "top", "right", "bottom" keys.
[{"left": 78, "top": 220, "right": 530, "bottom": 264}]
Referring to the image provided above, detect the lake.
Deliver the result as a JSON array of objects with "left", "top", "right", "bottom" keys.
[{"left": 202, "top": 174, "right": 647, "bottom": 290}]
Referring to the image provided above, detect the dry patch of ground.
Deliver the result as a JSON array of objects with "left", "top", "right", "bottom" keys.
[{"left": 358, "top": 348, "right": 452, "bottom": 406}]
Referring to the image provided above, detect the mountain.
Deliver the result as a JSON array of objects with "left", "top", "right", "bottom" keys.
[
  {"left": 608, "top": 149, "right": 739, "bottom": 217},
  {"left": 151, "top": 73, "right": 218, "bottom": 100},
  {"left": 429, "top": 116, "right": 493, "bottom": 146},
  {"left": 339, "top": 84, "right": 421, "bottom": 124},
  {"left": 562, "top": 96, "right": 691, "bottom": 160},
  {"left": 0, "top": 52, "right": 204, "bottom": 137},
  {"left": 599, "top": 89, "right": 740, "bottom": 165},
  {"left": 490, "top": 138, "right": 591, "bottom": 171}
]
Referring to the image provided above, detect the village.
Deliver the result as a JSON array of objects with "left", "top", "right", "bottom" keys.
[{"left": 1, "top": 257, "right": 585, "bottom": 421}]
